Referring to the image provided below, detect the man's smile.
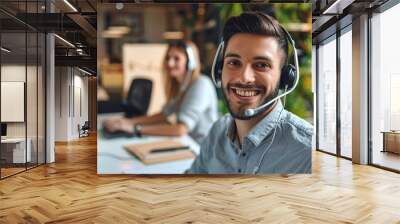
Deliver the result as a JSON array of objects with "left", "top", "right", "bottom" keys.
[{"left": 227, "top": 84, "right": 265, "bottom": 103}]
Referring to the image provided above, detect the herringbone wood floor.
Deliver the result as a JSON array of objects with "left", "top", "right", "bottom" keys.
[{"left": 1, "top": 134, "right": 400, "bottom": 224}]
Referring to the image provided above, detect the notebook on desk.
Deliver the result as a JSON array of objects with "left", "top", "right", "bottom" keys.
[{"left": 123, "top": 140, "right": 195, "bottom": 165}]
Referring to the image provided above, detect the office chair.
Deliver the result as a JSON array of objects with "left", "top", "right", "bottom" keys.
[
  {"left": 121, "top": 78, "right": 153, "bottom": 118},
  {"left": 78, "top": 121, "right": 90, "bottom": 138}
]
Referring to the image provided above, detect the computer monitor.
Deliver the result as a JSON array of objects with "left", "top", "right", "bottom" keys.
[{"left": 1, "top": 123, "right": 7, "bottom": 137}]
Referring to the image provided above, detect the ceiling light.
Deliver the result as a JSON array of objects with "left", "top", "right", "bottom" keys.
[
  {"left": 163, "top": 31, "right": 184, "bottom": 40},
  {"left": 1, "top": 47, "right": 11, "bottom": 53},
  {"left": 322, "top": 0, "right": 354, "bottom": 15},
  {"left": 78, "top": 67, "right": 92, "bottom": 76},
  {"left": 63, "top": 0, "right": 78, "bottom": 12},
  {"left": 102, "top": 33, "right": 123, "bottom": 39},
  {"left": 115, "top": 3, "right": 124, "bottom": 10},
  {"left": 108, "top": 26, "right": 130, "bottom": 34},
  {"left": 102, "top": 26, "right": 131, "bottom": 39},
  {"left": 285, "top": 23, "right": 312, "bottom": 32},
  {"left": 54, "top": 34, "right": 75, "bottom": 48}
]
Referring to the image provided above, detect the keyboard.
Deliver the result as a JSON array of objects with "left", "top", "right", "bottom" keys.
[{"left": 101, "top": 129, "right": 135, "bottom": 139}]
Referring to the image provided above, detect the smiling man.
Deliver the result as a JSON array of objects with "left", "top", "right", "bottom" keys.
[{"left": 186, "top": 12, "right": 313, "bottom": 174}]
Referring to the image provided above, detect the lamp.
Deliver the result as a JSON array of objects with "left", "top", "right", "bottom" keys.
[
  {"left": 322, "top": 0, "right": 355, "bottom": 15},
  {"left": 78, "top": 67, "right": 93, "bottom": 76},
  {"left": 63, "top": 0, "right": 78, "bottom": 12},
  {"left": 1, "top": 47, "right": 11, "bottom": 53},
  {"left": 54, "top": 34, "right": 75, "bottom": 48}
]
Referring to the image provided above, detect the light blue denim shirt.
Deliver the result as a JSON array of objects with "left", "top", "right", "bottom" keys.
[
  {"left": 186, "top": 100, "right": 313, "bottom": 174},
  {"left": 162, "top": 75, "right": 219, "bottom": 144}
]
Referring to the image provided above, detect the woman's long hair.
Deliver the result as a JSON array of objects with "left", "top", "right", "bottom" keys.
[{"left": 163, "top": 40, "right": 201, "bottom": 103}]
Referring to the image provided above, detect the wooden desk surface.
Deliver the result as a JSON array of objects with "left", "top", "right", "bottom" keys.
[
  {"left": 97, "top": 114, "right": 200, "bottom": 174},
  {"left": 382, "top": 131, "right": 400, "bottom": 154}
]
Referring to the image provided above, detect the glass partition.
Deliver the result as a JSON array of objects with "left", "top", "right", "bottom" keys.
[
  {"left": 370, "top": 3, "right": 400, "bottom": 171},
  {"left": 317, "top": 35, "right": 337, "bottom": 155},
  {"left": 339, "top": 27, "right": 352, "bottom": 158},
  {"left": 0, "top": 1, "right": 46, "bottom": 179},
  {"left": 1, "top": 31, "right": 28, "bottom": 177}
]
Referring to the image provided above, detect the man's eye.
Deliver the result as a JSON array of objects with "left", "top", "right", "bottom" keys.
[
  {"left": 254, "top": 62, "right": 270, "bottom": 69},
  {"left": 226, "top": 59, "right": 241, "bottom": 67}
]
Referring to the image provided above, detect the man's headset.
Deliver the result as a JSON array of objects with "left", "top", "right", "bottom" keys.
[
  {"left": 211, "top": 22, "right": 299, "bottom": 119},
  {"left": 163, "top": 41, "right": 197, "bottom": 115}
]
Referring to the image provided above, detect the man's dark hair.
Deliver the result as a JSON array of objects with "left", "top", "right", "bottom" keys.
[{"left": 222, "top": 12, "right": 289, "bottom": 67}]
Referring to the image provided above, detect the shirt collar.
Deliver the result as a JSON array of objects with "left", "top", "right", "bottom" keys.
[
  {"left": 226, "top": 100, "right": 285, "bottom": 148},
  {"left": 226, "top": 117, "right": 237, "bottom": 147}
]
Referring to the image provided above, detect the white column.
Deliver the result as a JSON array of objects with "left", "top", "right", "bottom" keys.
[
  {"left": 45, "top": 0, "right": 55, "bottom": 163},
  {"left": 352, "top": 14, "right": 369, "bottom": 164},
  {"left": 46, "top": 33, "right": 55, "bottom": 163}
]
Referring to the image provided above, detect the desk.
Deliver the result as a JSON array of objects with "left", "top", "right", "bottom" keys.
[
  {"left": 382, "top": 131, "right": 400, "bottom": 154},
  {"left": 1, "top": 138, "right": 31, "bottom": 163},
  {"left": 97, "top": 114, "right": 200, "bottom": 174}
]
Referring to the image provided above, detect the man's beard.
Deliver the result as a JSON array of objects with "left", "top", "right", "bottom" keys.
[{"left": 222, "top": 83, "right": 280, "bottom": 120}]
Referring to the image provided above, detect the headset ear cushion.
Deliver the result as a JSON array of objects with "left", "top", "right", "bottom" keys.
[
  {"left": 215, "top": 60, "right": 223, "bottom": 87},
  {"left": 279, "top": 64, "right": 297, "bottom": 90},
  {"left": 211, "top": 43, "right": 225, "bottom": 88}
]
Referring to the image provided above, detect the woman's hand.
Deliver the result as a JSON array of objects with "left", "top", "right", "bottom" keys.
[{"left": 103, "top": 117, "right": 135, "bottom": 134}]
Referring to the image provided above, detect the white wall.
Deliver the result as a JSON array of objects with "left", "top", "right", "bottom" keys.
[
  {"left": 123, "top": 44, "right": 168, "bottom": 115},
  {"left": 55, "top": 67, "right": 89, "bottom": 141},
  {"left": 72, "top": 73, "right": 89, "bottom": 138},
  {"left": 1, "top": 65, "right": 37, "bottom": 138},
  {"left": 55, "top": 66, "right": 68, "bottom": 141},
  {"left": 1, "top": 65, "right": 26, "bottom": 133},
  {"left": 1, "top": 63, "right": 46, "bottom": 164}
]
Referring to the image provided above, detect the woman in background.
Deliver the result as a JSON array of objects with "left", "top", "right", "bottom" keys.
[{"left": 103, "top": 40, "right": 219, "bottom": 144}]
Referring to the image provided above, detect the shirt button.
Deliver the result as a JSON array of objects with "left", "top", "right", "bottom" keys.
[
  {"left": 238, "top": 169, "right": 242, "bottom": 173},
  {"left": 242, "top": 153, "right": 246, "bottom": 157}
]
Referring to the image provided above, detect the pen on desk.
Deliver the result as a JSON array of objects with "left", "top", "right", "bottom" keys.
[{"left": 149, "top": 146, "right": 190, "bottom": 154}]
